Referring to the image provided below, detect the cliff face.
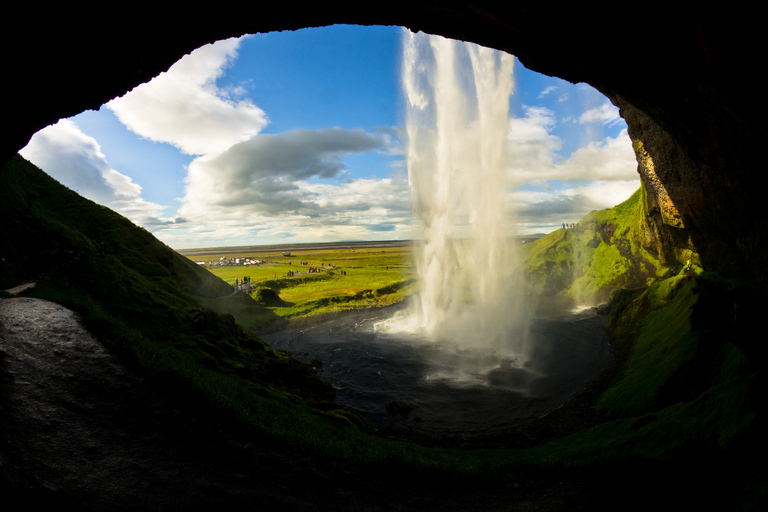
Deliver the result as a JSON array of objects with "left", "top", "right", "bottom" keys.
[
  {"left": 617, "top": 98, "right": 701, "bottom": 268},
  {"left": 3, "top": 5, "right": 766, "bottom": 283},
  {"left": 613, "top": 95, "right": 766, "bottom": 282}
]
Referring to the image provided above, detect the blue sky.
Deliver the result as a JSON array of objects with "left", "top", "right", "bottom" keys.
[{"left": 20, "top": 25, "right": 639, "bottom": 249}]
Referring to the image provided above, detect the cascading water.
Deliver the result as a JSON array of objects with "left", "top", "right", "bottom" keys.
[
  {"left": 389, "top": 30, "right": 530, "bottom": 359},
  {"left": 265, "top": 31, "right": 614, "bottom": 435}
]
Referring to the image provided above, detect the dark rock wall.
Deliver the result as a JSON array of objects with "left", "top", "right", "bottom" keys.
[{"left": 4, "top": 4, "right": 765, "bottom": 282}]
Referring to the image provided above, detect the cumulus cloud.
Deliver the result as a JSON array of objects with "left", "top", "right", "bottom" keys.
[
  {"left": 538, "top": 85, "right": 556, "bottom": 98},
  {"left": 511, "top": 179, "right": 640, "bottom": 231},
  {"left": 554, "top": 131, "right": 639, "bottom": 181},
  {"left": 20, "top": 119, "right": 175, "bottom": 228},
  {"left": 506, "top": 105, "right": 637, "bottom": 186},
  {"left": 164, "top": 173, "right": 414, "bottom": 249},
  {"left": 501, "top": 100, "right": 640, "bottom": 233},
  {"left": 107, "top": 37, "right": 268, "bottom": 155},
  {"left": 19, "top": 32, "right": 640, "bottom": 246},
  {"left": 579, "top": 102, "right": 622, "bottom": 126},
  {"left": 506, "top": 106, "right": 560, "bottom": 185},
  {"left": 175, "top": 127, "right": 412, "bottom": 242},
  {"left": 20, "top": 119, "right": 118, "bottom": 204}
]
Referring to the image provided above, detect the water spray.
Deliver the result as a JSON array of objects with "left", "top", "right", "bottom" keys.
[{"left": 396, "top": 30, "right": 530, "bottom": 358}]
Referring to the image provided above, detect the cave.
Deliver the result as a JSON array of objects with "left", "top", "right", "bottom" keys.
[
  {"left": 5, "top": 6, "right": 766, "bottom": 284},
  {"left": 3, "top": 7, "right": 767, "bottom": 509}
]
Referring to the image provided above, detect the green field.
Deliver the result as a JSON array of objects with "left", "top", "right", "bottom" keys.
[{"left": 194, "top": 247, "right": 418, "bottom": 326}]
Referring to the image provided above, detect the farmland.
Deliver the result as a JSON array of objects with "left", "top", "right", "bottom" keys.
[{"left": 186, "top": 245, "right": 418, "bottom": 327}]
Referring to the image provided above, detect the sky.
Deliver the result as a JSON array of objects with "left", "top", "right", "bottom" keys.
[{"left": 19, "top": 25, "right": 639, "bottom": 250}]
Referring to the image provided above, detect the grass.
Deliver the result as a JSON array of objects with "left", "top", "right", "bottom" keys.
[
  {"left": 2, "top": 154, "right": 765, "bottom": 504},
  {"left": 598, "top": 274, "right": 701, "bottom": 415},
  {"left": 522, "top": 185, "right": 663, "bottom": 304},
  {"left": 198, "top": 247, "right": 418, "bottom": 323}
]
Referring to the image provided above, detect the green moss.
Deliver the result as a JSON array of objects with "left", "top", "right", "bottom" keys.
[
  {"left": 598, "top": 276, "right": 700, "bottom": 416},
  {"left": 568, "top": 243, "right": 630, "bottom": 301}
]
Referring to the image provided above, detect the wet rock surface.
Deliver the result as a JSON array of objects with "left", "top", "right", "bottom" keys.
[
  {"left": 262, "top": 306, "right": 614, "bottom": 440},
  {"left": 0, "top": 297, "right": 349, "bottom": 510},
  {"left": 0, "top": 297, "right": 723, "bottom": 511}
]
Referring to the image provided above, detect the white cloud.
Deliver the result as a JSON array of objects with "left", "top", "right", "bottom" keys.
[
  {"left": 561, "top": 180, "right": 640, "bottom": 207},
  {"left": 173, "top": 127, "right": 413, "bottom": 244},
  {"left": 19, "top": 119, "right": 176, "bottom": 228},
  {"left": 579, "top": 102, "right": 621, "bottom": 126},
  {"left": 506, "top": 106, "right": 562, "bottom": 184},
  {"left": 107, "top": 37, "right": 268, "bottom": 156},
  {"left": 503, "top": 101, "right": 640, "bottom": 233},
  {"left": 19, "top": 33, "right": 641, "bottom": 247},
  {"left": 508, "top": 106, "right": 558, "bottom": 142},
  {"left": 180, "top": 127, "right": 389, "bottom": 217},
  {"left": 20, "top": 119, "right": 117, "bottom": 204},
  {"left": 511, "top": 179, "right": 639, "bottom": 233},
  {"left": 165, "top": 174, "right": 415, "bottom": 249},
  {"left": 506, "top": 103, "right": 637, "bottom": 187},
  {"left": 538, "top": 85, "right": 556, "bottom": 98},
  {"left": 102, "top": 36, "right": 411, "bottom": 244},
  {"left": 555, "top": 130, "right": 639, "bottom": 181}
]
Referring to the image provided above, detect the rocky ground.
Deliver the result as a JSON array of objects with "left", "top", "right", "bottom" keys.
[{"left": 0, "top": 296, "right": 732, "bottom": 511}]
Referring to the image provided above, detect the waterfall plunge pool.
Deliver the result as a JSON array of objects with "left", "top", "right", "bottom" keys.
[{"left": 261, "top": 302, "right": 614, "bottom": 440}]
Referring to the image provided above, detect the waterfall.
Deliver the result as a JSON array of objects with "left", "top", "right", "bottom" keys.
[{"left": 396, "top": 30, "right": 529, "bottom": 358}]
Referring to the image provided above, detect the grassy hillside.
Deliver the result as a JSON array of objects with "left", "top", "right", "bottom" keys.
[
  {"left": 2, "top": 155, "right": 765, "bottom": 507},
  {"left": 523, "top": 186, "right": 667, "bottom": 303},
  {"left": 517, "top": 184, "right": 766, "bottom": 503},
  {"left": 522, "top": 183, "right": 764, "bottom": 423},
  {"left": 0, "top": 154, "right": 357, "bottom": 439}
]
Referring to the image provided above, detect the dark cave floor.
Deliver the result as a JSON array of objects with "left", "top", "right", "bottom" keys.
[{"left": 0, "top": 297, "right": 747, "bottom": 511}]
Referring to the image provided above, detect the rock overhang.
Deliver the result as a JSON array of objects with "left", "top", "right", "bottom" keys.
[{"left": 3, "top": 5, "right": 765, "bottom": 282}]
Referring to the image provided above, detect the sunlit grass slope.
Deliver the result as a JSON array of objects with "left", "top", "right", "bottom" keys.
[
  {"left": 523, "top": 185, "right": 664, "bottom": 303},
  {"left": 517, "top": 182, "right": 764, "bottom": 498}
]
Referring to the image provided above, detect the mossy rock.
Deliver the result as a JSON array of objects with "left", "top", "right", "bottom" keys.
[{"left": 252, "top": 287, "right": 289, "bottom": 306}]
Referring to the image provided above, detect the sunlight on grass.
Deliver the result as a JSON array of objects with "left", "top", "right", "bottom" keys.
[{"left": 193, "top": 247, "right": 418, "bottom": 321}]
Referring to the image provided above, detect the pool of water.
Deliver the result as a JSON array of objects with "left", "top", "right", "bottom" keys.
[{"left": 261, "top": 304, "right": 614, "bottom": 438}]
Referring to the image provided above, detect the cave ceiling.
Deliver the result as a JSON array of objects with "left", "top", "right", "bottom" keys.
[
  {"left": 4, "top": 5, "right": 759, "bottom": 166},
  {"left": 4, "top": 3, "right": 766, "bottom": 280}
]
